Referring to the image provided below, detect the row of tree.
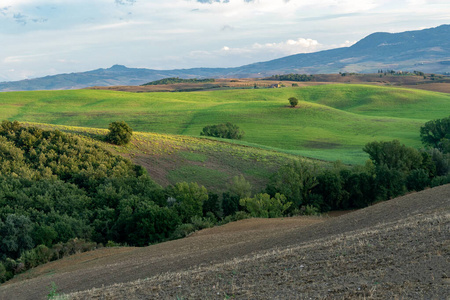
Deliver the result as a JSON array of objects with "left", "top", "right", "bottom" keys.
[
  {"left": 265, "top": 74, "right": 314, "bottom": 82},
  {"left": 142, "top": 77, "right": 215, "bottom": 86}
]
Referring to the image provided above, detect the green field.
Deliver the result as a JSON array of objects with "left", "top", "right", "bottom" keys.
[{"left": 2, "top": 84, "right": 449, "bottom": 164}]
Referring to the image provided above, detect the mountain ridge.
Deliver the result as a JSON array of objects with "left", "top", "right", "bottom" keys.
[{"left": 1, "top": 24, "right": 450, "bottom": 91}]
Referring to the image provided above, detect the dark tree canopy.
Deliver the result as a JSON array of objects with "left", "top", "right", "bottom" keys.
[
  {"left": 265, "top": 74, "right": 314, "bottom": 82},
  {"left": 142, "top": 77, "right": 214, "bottom": 86},
  {"left": 288, "top": 97, "right": 299, "bottom": 107},
  {"left": 363, "top": 140, "right": 423, "bottom": 173},
  {"left": 106, "top": 121, "right": 133, "bottom": 145},
  {"left": 420, "top": 116, "right": 450, "bottom": 152},
  {"left": 200, "top": 122, "right": 244, "bottom": 140}
]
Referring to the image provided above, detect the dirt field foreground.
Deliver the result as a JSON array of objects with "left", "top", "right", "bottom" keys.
[{"left": 1, "top": 185, "right": 449, "bottom": 299}]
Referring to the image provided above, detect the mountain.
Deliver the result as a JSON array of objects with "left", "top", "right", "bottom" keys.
[{"left": 1, "top": 25, "right": 450, "bottom": 91}]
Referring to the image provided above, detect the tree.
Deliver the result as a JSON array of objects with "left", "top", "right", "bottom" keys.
[
  {"left": 0, "top": 214, "right": 34, "bottom": 259},
  {"left": 363, "top": 140, "right": 422, "bottom": 173},
  {"left": 106, "top": 121, "right": 133, "bottom": 145},
  {"left": 420, "top": 116, "right": 450, "bottom": 152},
  {"left": 200, "top": 123, "right": 244, "bottom": 140},
  {"left": 166, "top": 182, "right": 208, "bottom": 223},
  {"left": 227, "top": 175, "right": 252, "bottom": 199},
  {"left": 240, "top": 193, "right": 292, "bottom": 218},
  {"left": 266, "top": 160, "right": 318, "bottom": 208},
  {"left": 288, "top": 97, "right": 299, "bottom": 108}
]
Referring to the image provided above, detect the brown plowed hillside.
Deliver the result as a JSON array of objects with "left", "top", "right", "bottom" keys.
[{"left": 1, "top": 185, "right": 449, "bottom": 300}]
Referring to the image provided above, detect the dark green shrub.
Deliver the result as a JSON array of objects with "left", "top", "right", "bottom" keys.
[
  {"left": 420, "top": 116, "right": 450, "bottom": 150},
  {"left": 430, "top": 174, "right": 450, "bottom": 187},
  {"left": 171, "top": 223, "right": 196, "bottom": 239},
  {"left": 288, "top": 97, "right": 299, "bottom": 107},
  {"left": 0, "top": 262, "right": 6, "bottom": 283},
  {"left": 239, "top": 193, "right": 291, "bottom": 218},
  {"left": 375, "top": 165, "right": 406, "bottom": 199},
  {"left": 106, "top": 121, "right": 133, "bottom": 145},
  {"left": 203, "top": 193, "right": 221, "bottom": 218},
  {"left": 222, "top": 192, "right": 241, "bottom": 217},
  {"left": 406, "top": 169, "right": 430, "bottom": 191},
  {"left": 21, "top": 245, "right": 52, "bottom": 269},
  {"left": 200, "top": 122, "right": 244, "bottom": 140}
]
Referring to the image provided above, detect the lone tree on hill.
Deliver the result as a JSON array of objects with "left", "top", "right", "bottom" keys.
[
  {"left": 106, "top": 121, "right": 133, "bottom": 145},
  {"left": 288, "top": 97, "right": 299, "bottom": 108}
]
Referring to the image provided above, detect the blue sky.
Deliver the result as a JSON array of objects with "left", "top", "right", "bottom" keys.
[{"left": 0, "top": 0, "right": 449, "bottom": 82}]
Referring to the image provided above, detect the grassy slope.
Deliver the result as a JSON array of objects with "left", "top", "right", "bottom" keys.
[
  {"left": 25, "top": 123, "right": 309, "bottom": 193},
  {"left": 2, "top": 84, "right": 450, "bottom": 164}
]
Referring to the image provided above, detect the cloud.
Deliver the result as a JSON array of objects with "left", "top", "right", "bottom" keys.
[
  {"left": 13, "top": 13, "right": 27, "bottom": 25},
  {"left": 196, "top": 0, "right": 230, "bottom": 3},
  {"left": 221, "top": 38, "right": 323, "bottom": 56},
  {"left": 115, "top": 0, "right": 137, "bottom": 5}
]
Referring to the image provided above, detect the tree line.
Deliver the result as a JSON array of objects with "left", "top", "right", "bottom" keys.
[
  {"left": 141, "top": 77, "right": 215, "bottom": 86},
  {"left": 264, "top": 74, "right": 314, "bottom": 82}
]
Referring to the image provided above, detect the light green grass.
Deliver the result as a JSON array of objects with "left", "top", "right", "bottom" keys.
[
  {"left": 2, "top": 84, "right": 449, "bottom": 164},
  {"left": 178, "top": 151, "right": 208, "bottom": 162},
  {"left": 167, "top": 165, "right": 229, "bottom": 188}
]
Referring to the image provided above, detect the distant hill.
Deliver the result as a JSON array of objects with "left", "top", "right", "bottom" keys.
[{"left": 1, "top": 25, "right": 450, "bottom": 91}]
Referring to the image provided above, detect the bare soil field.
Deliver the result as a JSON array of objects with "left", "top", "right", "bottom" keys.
[
  {"left": 0, "top": 185, "right": 449, "bottom": 299},
  {"left": 87, "top": 78, "right": 331, "bottom": 93},
  {"left": 403, "top": 82, "right": 450, "bottom": 93}
]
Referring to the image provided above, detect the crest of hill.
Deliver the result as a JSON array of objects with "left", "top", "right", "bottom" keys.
[{"left": 1, "top": 25, "right": 450, "bottom": 91}]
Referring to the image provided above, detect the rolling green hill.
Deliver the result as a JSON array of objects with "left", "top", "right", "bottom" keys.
[{"left": 1, "top": 84, "right": 449, "bottom": 164}]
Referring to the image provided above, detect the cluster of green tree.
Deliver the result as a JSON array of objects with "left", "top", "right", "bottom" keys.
[
  {"left": 265, "top": 74, "right": 314, "bottom": 82},
  {"left": 420, "top": 116, "right": 450, "bottom": 154},
  {"left": 376, "top": 70, "right": 431, "bottom": 77},
  {"left": 141, "top": 77, "right": 215, "bottom": 86},
  {"left": 200, "top": 123, "right": 245, "bottom": 140},
  {"left": 0, "top": 121, "right": 249, "bottom": 282},
  {"left": 0, "top": 117, "right": 449, "bottom": 283},
  {"left": 266, "top": 139, "right": 449, "bottom": 213}
]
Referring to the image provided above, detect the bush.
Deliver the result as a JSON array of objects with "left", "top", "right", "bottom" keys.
[
  {"left": 222, "top": 192, "right": 241, "bottom": 217},
  {"left": 106, "top": 121, "right": 133, "bottom": 145},
  {"left": 200, "top": 122, "right": 244, "bottom": 140},
  {"left": 166, "top": 182, "right": 208, "bottom": 223},
  {"left": 406, "top": 169, "right": 430, "bottom": 191},
  {"left": 288, "top": 97, "right": 299, "bottom": 107},
  {"left": 430, "top": 174, "right": 450, "bottom": 187},
  {"left": 240, "top": 193, "right": 292, "bottom": 218},
  {"left": 302, "top": 205, "right": 321, "bottom": 216},
  {"left": 0, "top": 262, "right": 6, "bottom": 283},
  {"left": 203, "top": 193, "right": 221, "bottom": 218},
  {"left": 227, "top": 175, "right": 252, "bottom": 199},
  {"left": 171, "top": 223, "right": 196, "bottom": 239}
]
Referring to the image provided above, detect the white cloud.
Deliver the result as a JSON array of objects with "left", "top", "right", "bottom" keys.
[{"left": 0, "top": 0, "right": 449, "bottom": 81}]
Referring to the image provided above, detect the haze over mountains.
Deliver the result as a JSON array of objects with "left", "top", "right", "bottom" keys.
[{"left": 1, "top": 24, "right": 449, "bottom": 92}]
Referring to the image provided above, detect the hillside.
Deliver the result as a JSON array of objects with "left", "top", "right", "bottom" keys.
[
  {"left": 1, "top": 85, "right": 450, "bottom": 164},
  {"left": 24, "top": 123, "right": 308, "bottom": 193},
  {"left": 0, "top": 184, "right": 448, "bottom": 299},
  {"left": 1, "top": 25, "right": 449, "bottom": 91}
]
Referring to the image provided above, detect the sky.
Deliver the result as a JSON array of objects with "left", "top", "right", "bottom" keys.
[{"left": 0, "top": 0, "right": 449, "bottom": 82}]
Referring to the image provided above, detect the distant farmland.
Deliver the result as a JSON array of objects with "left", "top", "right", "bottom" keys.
[{"left": 1, "top": 84, "right": 449, "bottom": 164}]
